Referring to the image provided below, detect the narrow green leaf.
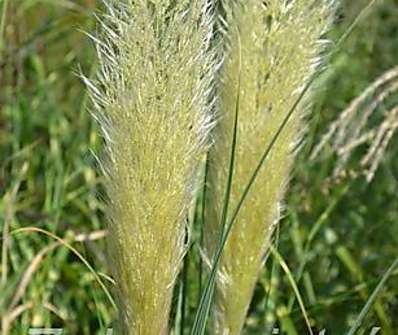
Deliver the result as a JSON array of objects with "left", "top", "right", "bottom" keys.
[
  {"left": 190, "top": 33, "right": 243, "bottom": 335},
  {"left": 270, "top": 246, "right": 314, "bottom": 335},
  {"left": 346, "top": 256, "right": 398, "bottom": 335}
]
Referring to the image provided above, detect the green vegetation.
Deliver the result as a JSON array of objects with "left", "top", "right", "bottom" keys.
[{"left": 0, "top": 1, "right": 397, "bottom": 334}]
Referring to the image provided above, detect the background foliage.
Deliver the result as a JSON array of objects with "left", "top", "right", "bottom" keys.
[{"left": 0, "top": 0, "right": 397, "bottom": 334}]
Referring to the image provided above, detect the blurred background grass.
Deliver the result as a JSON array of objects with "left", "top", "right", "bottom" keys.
[{"left": 0, "top": 0, "right": 397, "bottom": 334}]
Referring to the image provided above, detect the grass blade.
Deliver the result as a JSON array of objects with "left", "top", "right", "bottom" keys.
[
  {"left": 11, "top": 227, "right": 117, "bottom": 310},
  {"left": 346, "top": 256, "right": 398, "bottom": 335},
  {"left": 190, "top": 36, "right": 242, "bottom": 335},
  {"left": 227, "top": 72, "right": 318, "bottom": 232},
  {"left": 198, "top": 156, "right": 210, "bottom": 306},
  {"left": 334, "top": 0, "right": 378, "bottom": 50},
  {"left": 270, "top": 246, "right": 314, "bottom": 335}
]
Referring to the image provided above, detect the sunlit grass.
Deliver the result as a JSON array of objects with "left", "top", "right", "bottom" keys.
[{"left": 0, "top": 0, "right": 397, "bottom": 334}]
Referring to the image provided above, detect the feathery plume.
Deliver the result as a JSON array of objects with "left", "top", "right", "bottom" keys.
[
  {"left": 311, "top": 66, "right": 398, "bottom": 182},
  {"left": 204, "top": 1, "right": 335, "bottom": 334},
  {"left": 85, "top": 1, "right": 215, "bottom": 333}
]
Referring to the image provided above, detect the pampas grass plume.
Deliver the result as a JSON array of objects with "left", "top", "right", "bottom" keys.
[
  {"left": 85, "top": 1, "right": 215, "bottom": 333},
  {"left": 204, "top": 1, "right": 335, "bottom": 334}
]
